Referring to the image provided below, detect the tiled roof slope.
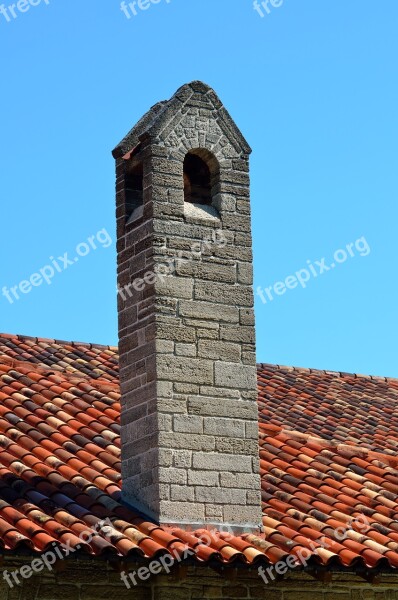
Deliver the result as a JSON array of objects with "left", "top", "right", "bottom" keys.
[
  {"left": 0, "top": 333, "right": 397, "bottom": 575},
  {"left": 258, "top": 364, "right": 398, "bottom": 455}
]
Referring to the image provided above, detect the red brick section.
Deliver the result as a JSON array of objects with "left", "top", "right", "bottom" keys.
[{"left": 0, "top": 333, "right": 397, "bottom": 573}]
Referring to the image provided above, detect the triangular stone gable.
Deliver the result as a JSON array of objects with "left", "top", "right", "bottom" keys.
[{"left": 112, "top": 81, "right": 251, "bottom": 160}]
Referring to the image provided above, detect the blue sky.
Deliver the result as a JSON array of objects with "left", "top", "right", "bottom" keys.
[{"left": 0, "top": 0, "right": 397, "bottom": 376}]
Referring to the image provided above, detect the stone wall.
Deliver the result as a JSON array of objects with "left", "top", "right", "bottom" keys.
[{"left": 1, "top": 560, "right": 397, "bottom": 600}]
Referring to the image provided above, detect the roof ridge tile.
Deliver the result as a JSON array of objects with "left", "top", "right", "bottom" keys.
[
  {"left": 257, "top": 363, "right": 398, "bottom": 384},
  {"left": 0, "top": 332, "right": 117, "bottom": 352}
]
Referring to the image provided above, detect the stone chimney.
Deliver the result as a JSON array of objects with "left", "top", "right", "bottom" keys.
[{"left": 113, "top": 81, "right": 262, "bottom": 531}]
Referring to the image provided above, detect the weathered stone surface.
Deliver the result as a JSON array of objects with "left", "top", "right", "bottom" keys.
[
  {"left": 203, "top": 417, "right": 245, "bottom": 438},
  {"left": 198, "top": 340, "right": 241, "bottom": 362},
  {"left": 158, "top": 467, "right": 187, "bottom": 485},
  {"left": 174, "top": 415, "right": 203, "bottom": 434},
  {"left": 220, "top": 472, "right": 259, "bottom": 488},
  {"left": 175, "top": 343, "right": 196, "bottom": 357},
  {"left": 215, "top": 437, "right": 259, "bottom": 455},
  {"left": 214, "top": 362, "right": 257, "bottom": 389},
  {"left": 240, "top": 308, "right": 255, "bottom": 326},
  {"left": 179, "top": 300, "right": 239, "bottom": 323},
  {"left": 175, "top": 260, "right": 236, "bottom": 283},
  {"left": 195, "top": 487, "right": 246, "bottom": 504},
  {"left": 223, "top": 505, "right": 262, "bottom": 526},
  {"left": 200, "top": 385, "right": 240, "bottom": 399},
  {"left": 157, "top": 323, "right": 197, "bottom": 343},
  {"left": 117, "top": 82, "right": 260, "bottom": 527},
  {"left": 172, "top": 450, "right": 192, "bottom": 468},
  {"left": 188, "top": 397, "right": 258, "bottom": 420},
  {"left": 159, "top": 397, "right": 187, "bottom": 414},
  {"left": 157, "top": 380, "right": 173, "bottom": 398},
  {"left": 159, "top": 432, "right": 216, "bottom": 452},
  {"left": 173, "top": 382, "right": 199, "bottom": 394},
  {"left": 156, "top": 276, "right": 193, "bottom": 299},
  {"left": 3, "top": 551, "right": 396, "bottom": 599},
  {"left": 220, "top": 325, "right": 255, "bottom": 344},
  {"left": 237, "top": 262, "right": 253, "bottom": 284},
  {"left": 158, "top": 355, "right": 213, "bottom": 384},
  {"left": 195, "top": 327, "right": 219, "bottom": 340},
  {"left": 183, "top": 318, "right": 219, "bottom": 330},
  {"left": 188, "top": 470, "right": 220, "bottom": 486},
  {"left": 170, "top": 485, "right": 195, "bottom": 502},
  {"left": 192, "top": 453, "right": 252, "bottom": 473},
  {"left": 156, "top": 339, "right": 174, "bottom": 354},
  {"left": 247, "top": 490, "right": 262, "bottom": 505},
  {"left": 194, "top": 280, "right": 253, "bottom": 306},
  {"left": 158, "top": 500, "right": 205, "bottom": 522}
]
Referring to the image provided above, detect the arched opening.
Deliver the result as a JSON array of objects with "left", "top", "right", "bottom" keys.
[
  {"left": 183, "top": 152, "right": 212, "bottom": 205},
  {"left": 125, "top": 162, "right": 143, "bottom": 220}
]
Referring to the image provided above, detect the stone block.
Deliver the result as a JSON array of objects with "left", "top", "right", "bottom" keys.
[
  {"left": 203, "top": 417, "right": 245, "bottom": 438},
  {"left": 205, "top": 504, "right": 224, "bottom": 520},
  {"left": 221, "top": 214, "right": 251, "bottom": 233},
  {"left": 183, "top": 318, "right": 219, "bottom": 330},
  {"left": 214, "top": 362, "right": 257, "bottom": 389},
  {"left": 242, "top": 351, "right": 256, "bottom": 366},
  {"left": 156, "top": 323, "right": 196, "bottom": 343},
  {"left": 179, "top": 300, "right": 239, "bottom": 323},
  {"left": 159, "top": 397, "right": 188, "bottom": 414},
  {"left": 240, "top": 308, "right": 255, "bottom": 326},
  {"left": 198, "top": 340, "right": 241, "bottom": 362},
  {"left": 220, "top": 472, "right": 259, "bottom": 488},
  {"left": 173, "top": 450, "right": 192, "bottom": 468},
  {"left": 175, "top": 343, "right": 196, "bottom": 357},
  {"left": 196, "top": 328, "right": 219, "bottom": 340},
  {"left": 223, "top": 505, "right": 262, "bottom": 526},
  {"left": 159, "top": 432, "right": 215, "bottom": 452},
  {"left": 199, "top": 386, "right": 240, "bottom": 399},
  {"left": 173, "top": 382, "right": 199, "bottom": 394},
  {"left": 220, "top": 325, "right": 255, "bottom": 344},
  {"left": 247, "top": 490, "right": 262, "bottom": 505},
  {"left": 156, "top": 340, "right": 174, "bottom": 354},
  {"left": 194, "top": 280, "right": 253, "bottom": 307},
  {"left": 195, "top": 487, "right": 246, "bottom": 504},
  {"left": 157, "top": 355, "right": 213, "bottom": 384},
  {"left": 156, "top": 276, "right": 193, "bottom": 299},
  {"left": 158, "top": 414, "right": 173, "bottom": 432},
  {"left": 157, "top": 380, "right": 173, "bottom": 398},
  {"left": 170, "top": 485, "right": 195, "bottom": 502},
  {"left": 188, "top": 397, "right": 257, "bottom": 420},
  {"left": 158, "top": 448, "right": 173, "bottom": 467},
  {"left": 158, "top": 467, "right": 187, "bottom": 485},
  {"left": 188, "top": 469, "right": 220, "bottom": 487},
  {"left": 215, "top": 437, "right": 259, "bottom": 455},
  {"left": 237, "top": 263, "right": 253, "bottom": 284},
  {"left": 175, "top": 260, "right": 236, "bottom": 284},
  {"left": 192, "top": 453, "right": 252, "bottom": 473},
  {"left": 158, "top": 500, "right": 205, "bottom": 522},
  {"left": 245, "top": 421, "right": 259, "bottom": 439},
  {"left": 174, "top": 415, "right": 203, "bottom": 434}
]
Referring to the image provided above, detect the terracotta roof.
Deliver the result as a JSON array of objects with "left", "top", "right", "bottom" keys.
[
  {"left": 0, "top": 333, "right": 397, "bottom": 575},
  {"left": 258, "top": 364, "right": 398, "bottom": 455}
]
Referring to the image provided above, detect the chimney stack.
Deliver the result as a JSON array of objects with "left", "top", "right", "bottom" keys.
[{"left": 113, "top": 81, "right": 262, "bottom": 531}]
